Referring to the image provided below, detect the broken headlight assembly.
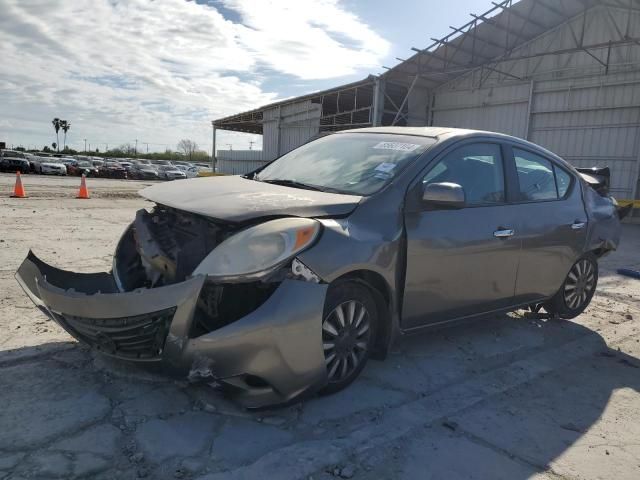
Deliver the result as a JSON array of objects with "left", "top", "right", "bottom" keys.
[{"left": 194, "top": 217, "right": 321, "bottom": 282}]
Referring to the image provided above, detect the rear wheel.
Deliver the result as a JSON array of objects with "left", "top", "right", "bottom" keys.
[
  {"left": 544, "top": 254, "right": 598, "bottom": 319},
  {"left": 319, "top": 282, "right": 377, "bottom": 395}
]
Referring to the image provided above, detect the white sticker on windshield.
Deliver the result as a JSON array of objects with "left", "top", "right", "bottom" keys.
[
  {"left": 375, "top": 162, "right": 396, "bottom": 173},
  {"left": 373, "top": 142, "right": 421, "bottom": 152}
]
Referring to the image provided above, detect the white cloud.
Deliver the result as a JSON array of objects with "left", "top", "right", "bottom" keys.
[{"left": 0, "top": 0, "right": 389, "bottom": 152}]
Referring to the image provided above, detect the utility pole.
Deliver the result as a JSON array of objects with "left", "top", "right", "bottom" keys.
[
  {"left": 226, "top": 144, "right": 233, "bottom": 151},
  {"left": 249, "top": 141, "right": 255, "bottom": 150},
  {"left": 134, "top": 139, "right": 138, "bottom": 157},
  {"left": 84, "top": 139, "right": 87, "bottom": 152},
  {"left": 144, "top": 143, "right": 149, "bottom": 153}
]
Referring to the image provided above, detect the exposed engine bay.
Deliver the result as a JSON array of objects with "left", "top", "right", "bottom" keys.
[
  {"left": 114, "top": 206, "right": 279, "bottom": 336},
  {"left": 132, "top": 206, "right": 232, "bottom": 288}
]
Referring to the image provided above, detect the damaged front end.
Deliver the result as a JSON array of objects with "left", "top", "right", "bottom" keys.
[{"left": 16, "top": 205, "right": 329, "bottom": 408}]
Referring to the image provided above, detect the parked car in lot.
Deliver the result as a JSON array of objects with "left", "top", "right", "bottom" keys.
[
  {"left": 16, "top": 127, "right": 627, "bottom": 408},
  {"left": 0, "top": 150, "right": 30, "bottom": 173},
  {"left": 23, "top": 152, "right": 37, "bottom": 168},
  {"left": 175, "top": 164, "right": 199, "bottom": 178},
  {"left": 28, "top": 155, "right": 44, "bottom": 173},
  {"left": 68, "top": 160, "right": 99, "bottom": 177},
  {"left": 158, "top": 165, "right": 187, "bottom": 180},
  {"left": 130, "top": 163, "right": 159, "bottom": 180},
  {"left": 99, "top": 161, "right": 127, "bottom": 179},
  {"left": 119, "top": 161, "right": 134, "bottom": 173},
  {"left": 29, "top": 154, "right": 67, "bottom": 175},
  {"left": 40, "top": 161, "right": 67, "bottom": 175}
]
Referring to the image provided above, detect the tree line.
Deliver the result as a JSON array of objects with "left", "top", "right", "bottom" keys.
[{"left": 48, "top": 117, "right": 208, "bottom": 161}]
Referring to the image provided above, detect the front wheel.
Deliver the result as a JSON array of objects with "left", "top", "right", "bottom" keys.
[
  {"left": 319, "top": 281, "right": 377, "bottom": 395},
  {"left": 544, "top": 254, "right": 598, "bottom": 319}
]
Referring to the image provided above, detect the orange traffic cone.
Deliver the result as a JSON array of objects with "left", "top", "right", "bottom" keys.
[
  {"left": 10, "top": 171, "right": 27, "bottom": 198},
  {"left": 77, "top": 174, "right": 90, "bottom": 199}
]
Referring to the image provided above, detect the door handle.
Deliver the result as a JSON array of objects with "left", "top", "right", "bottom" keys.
[
  {"left": 571, "top": 222, "right": 587, "bottom": 230},
  {"left": 494, "top": 228, "right": 515, "bottom": 238}
]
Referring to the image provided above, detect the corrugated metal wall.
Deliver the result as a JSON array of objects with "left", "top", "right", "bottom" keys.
[
  {"left": 217, "top": 150, "right": 268, "bottom": 175},
  {"left": 431, "top": 4, "right": 640, "bottom": 201},
  {"left": 529, "top": 72, "right": 640, "bottom": 199},
  {"left": 215, "top": 100, "right": 321, "bottom": 173},
  {"left": 432, "top": 83, "right": 531, "bottom": 138},
  {"left": 263, "top": 101, "right": 321, "bottom": 161}
]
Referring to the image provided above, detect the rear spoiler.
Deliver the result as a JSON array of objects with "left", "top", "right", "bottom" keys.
[
  {"left": 576, "top": 167, "right": 632, "bottom": 219},
  {"left": 576, "top": 167, "right": 610, "bottom": 196}
]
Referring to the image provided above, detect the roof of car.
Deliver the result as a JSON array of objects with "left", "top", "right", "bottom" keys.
[{"left": 338, "top": 126, "right": 502, "bottom": 139}]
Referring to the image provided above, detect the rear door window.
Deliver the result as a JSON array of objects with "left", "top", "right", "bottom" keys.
[
  {"left": 513, "top": 149, "right": 557, "bottom": 201},
  {"left": 555, "top": 167, "right": 572, "bottom": 198}
]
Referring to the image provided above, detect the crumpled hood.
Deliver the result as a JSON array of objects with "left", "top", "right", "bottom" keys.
[{"left": 139, "top": 175, "right": 361, "bottom": 222}]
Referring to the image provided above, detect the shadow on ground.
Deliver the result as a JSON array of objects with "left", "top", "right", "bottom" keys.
[{"left": 2, "top": 310, "right": 639, "bottom": 479}]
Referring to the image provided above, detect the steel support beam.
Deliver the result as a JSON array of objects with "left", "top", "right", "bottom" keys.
[
  {"left": 470, "top": 13, "right": 529, "bottom": 42},
  {"left": 392, "top": 75, "right": 419, "bottom": 126},
  {"left": 430, "top": 37, "right": 493, "bottom": 63},
  {"left": 372, "top": 77, "right": 385, "bottom": 126},
  {"left": 210, "top": 123, "right": 217, "bottom": 172},
  {"left": 449, "top": 24, "right": 505, "bottom": 52},
  {"left": 491, "top": 1, "right": 547, "bottom": 30},
  {"left": 533, "top": 0, "right": 569, "bottom": 19}
]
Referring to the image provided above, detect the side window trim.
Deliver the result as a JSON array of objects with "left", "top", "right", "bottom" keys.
[
  {"left": 552, "top": 164, "right": 574, "bottom": 200},
  {"left": 502, "top": 143, "right": 520, "bottom": 204}
]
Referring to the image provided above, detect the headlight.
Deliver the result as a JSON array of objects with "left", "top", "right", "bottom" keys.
[{"left": 193, "top": 218, "right": 321, "bottom": 279}]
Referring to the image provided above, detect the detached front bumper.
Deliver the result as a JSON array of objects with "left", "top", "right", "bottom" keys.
[{"left": 16, "top": 251, "right": 329, "bottom": 408}]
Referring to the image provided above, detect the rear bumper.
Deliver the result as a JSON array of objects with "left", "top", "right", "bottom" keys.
[{"left": 16, "top": 251, "right": 328, "bottom": 407}]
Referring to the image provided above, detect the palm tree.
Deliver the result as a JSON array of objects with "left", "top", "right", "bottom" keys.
[
  {"left": 52, "top": 118, "right": 61, "bottom": 152},
  {"left": 61, "top": 120, "right": 71, "bottom": 150}
]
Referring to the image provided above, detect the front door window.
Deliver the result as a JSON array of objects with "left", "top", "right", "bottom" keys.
[{"left": 423, "top": 143, "right": 505, "bottom": 205}]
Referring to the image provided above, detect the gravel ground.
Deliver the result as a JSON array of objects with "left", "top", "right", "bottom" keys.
[{"left": 1, "top": 172, "right": 639, "bottom": 480}]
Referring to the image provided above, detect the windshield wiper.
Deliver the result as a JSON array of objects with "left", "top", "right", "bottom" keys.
[{"left": 261, "top": 179, "right": 324, "bottom": 192}]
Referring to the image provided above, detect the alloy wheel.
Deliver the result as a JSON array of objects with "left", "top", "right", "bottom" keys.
[
  {"left": 564, "top": 258, "right": 596, "bottom": 310},
  {"left": 322, "top": 300, "right": 371, "bottom": 383}
]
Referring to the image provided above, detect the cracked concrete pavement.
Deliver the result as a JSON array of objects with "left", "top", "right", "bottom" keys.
[{"left": 1, "top": 173, "right": 639, "bottom": 479}]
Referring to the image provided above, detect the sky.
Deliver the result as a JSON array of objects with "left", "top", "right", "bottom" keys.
[{"left": 0, "top": 0, "right": 484, "bottom": 154}]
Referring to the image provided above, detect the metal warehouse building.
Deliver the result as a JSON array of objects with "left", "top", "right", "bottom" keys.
[{"left": 212, "top": 0, "right": 640, "bottom": 205}]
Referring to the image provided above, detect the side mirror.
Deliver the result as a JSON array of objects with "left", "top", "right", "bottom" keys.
[{"left": 422, "top": 182, "right": 465, "bottom": 209}]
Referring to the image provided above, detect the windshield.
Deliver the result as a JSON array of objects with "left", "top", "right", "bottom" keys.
[{"left": 256, "top": 133, "right": 435, "bottom": 195}]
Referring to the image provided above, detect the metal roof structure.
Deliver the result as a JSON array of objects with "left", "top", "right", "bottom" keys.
[
  {"left": 212, "top": 0, "right": 640, "bottom": 133},
  {"left": 382, "top": 0, "right": 601, "bottom": 88},
  {"left": 211, "top": 77, "right": 376, "bottom": 134}
]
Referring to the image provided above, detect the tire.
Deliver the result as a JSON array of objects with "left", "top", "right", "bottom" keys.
[
  {"left": 318, "top": 281, "right": 378, "bottom": 395},
  {"left": 544, "top": 253, "right": 598, "bottom": 319}
]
